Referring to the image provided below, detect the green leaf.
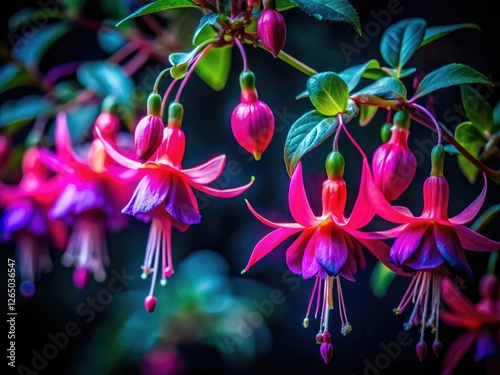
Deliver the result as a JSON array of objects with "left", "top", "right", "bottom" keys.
[
  {"left": 351, "top": 77, "right": 407, "bottom": 108},
  {"left": 97, "top": 23, "right": 127, "bottom": 53},
  {"left": 369, "top": 261, "right": 397, "bottom": 298},
  {"left": 116, "top": 0, "right": 201, "bottom": 26},
  {"left": 0, "top": 95, "right": 52, "bottom": 128},
  {"left": 290, "top": 0, "right": 361, "bottom": 34},
  {"left": 169, "top": 49, "right": 199, "bottom": 79},
  {"left": 493, "top": 100, "right": 500, "bottom": 134},
  {"left": 12, "top": 23, "right": 69, "bottom": 65},
  {"left": 195, "top": 46, "right": 231, "bottom": 91},
  {"left": 359, "top": 105, "right": 378, "bottom": 127},
  {"left": 0, "top": 63, "right": 30, "bottom": 94},
  {"left": 443, "top": 144, "right": 460, "bottom": 156},
  {"left": 284, "top": 100, "right": 358, "bottom": 176},
  {"left": 420, "top": 23, "right": 480, "bottom": 48},
  {"left": 192, "top": 13, "right": 220, "bottom": 45},
  {"left": 412, "top": 63, "right": 492, "bottom": 101},
  {"left": 339, "top": 59, "right": 381, "bottom": 92},
  {"left": 460, "top": 85, "right": 493, "bottom": 132},
  {"left": 276, "top": 0, "right": 297, "bottom": 11},
  {"left": 455, "top": 121, "right": 488, "bottom": 183},
  {"left": 9, "top": 8, "right": 58, "bottom": 31},
  {"left": 77, "top": 61, "right": 134, "bottom": 105},
  {"left": 380, "top": 18, "right": 426, "bottom": 73},
  {"left": 306, "top": 72, "right": 349, "bottom": 116},
  {"left": 382, "top": 67, "right": 416, "bottom": 79}
]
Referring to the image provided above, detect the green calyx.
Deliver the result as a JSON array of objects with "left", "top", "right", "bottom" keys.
[
  {"left": 393, "top": 110, "right": 410, "bottom": 129},
  {"left": 380, "top": 123, "right": 392, "bottom": 143},
  {"left": 325, "top": 151, "right": 345, "bottom": 179},
  {"left": 240, "top": 70, "right": 256, "bottom": 92},
  {"left": 431, "top": 144, "right": 445, "bottom": 176},
  {"left": 168, "top": 102, "right": 184, "bottom": 128},
  {"left": 147, "top": 93, "right": 162, "bottom": 117}
]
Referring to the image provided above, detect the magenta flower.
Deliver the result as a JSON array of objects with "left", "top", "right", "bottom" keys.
[
  {"left": 243, "top": 152, "right": 405, "bottom": 363},
  {"left": 0, "top": 147, "right": 68, "bottom": 296},
  {"left": 39, "top": 113, "right": 138, "bottom": 288},
  {"left": 440, "top": 275, "right": 500, "bottom": 375},
  {"left": 368, "top": 145, "right": 500, "bottom": 360},
  {"left": 257, "top": 7, "right": 287, "bottom": 58},
  {"left": 96, "top": 111, "right": 254, "bottom": 311}
]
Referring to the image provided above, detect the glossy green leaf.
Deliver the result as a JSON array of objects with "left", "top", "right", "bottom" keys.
[
  {"left": 276, "top": 0, "right": 297, "bottom": 11},
  {"left": 420, "top": 23, "right": 480, "bottom": 47},
  {"left": 370, "top": 261, "right": 397, "bottom": 298},
  {"left": 338, "top": 60, "right": 381, "bottom": 92},
  {"left": 412, "top": 63, "right": 492, "bottom": 101},
  {"left": 443, "top": 144, "right": 460, "bottom": 156},
  {"left": 382, "top": 67, "right": 417, "bottom": 79},
  {"left": 455, "top": 121, "right": 488, "bottom": 183},
  {"left": 359, "top": 105, "right": 378, "bottom": 126},
  {"left": 116, "top": 0, "right": 201, "bottom": 26},
  {"left": 0, "top": 63, "right": 30, "bottom": 94},
  {"left": 97, "top": 24, "right": 127, "bottom": 53},
  {"left": 306, "top": 72, "right": 349, "bottom": 116},
  {"left": 493, "top": 100, "right": 500, "bottom": 134},
  {"left": 77, "top": 61, "right": 134, "bottom": 105},
  {"left": 351, "top": 77, "right": 407, "bottom": 108},
  {"left": 195, "top": 46, "right": 231, "bottom": 91},
  {"left": 290, "top": 0, "right": 361, "bottom": 34},
  {"left": 169, "top": 49, "right": 199, "bottom": 79},
  {"left": 192, "top": 13, "right": 220, "bottom": 45},
  {"left": 460, "top": 85, "right": 493, "bottom": 132},
  {"left": 0, "top": 95, "right": 52, "bottom": 128},
  {"left": 12, "top": 23, "right": 69, "bottom": 65},
  {"left": 380, "top": 18, "right": 426, "bottom": 72}
]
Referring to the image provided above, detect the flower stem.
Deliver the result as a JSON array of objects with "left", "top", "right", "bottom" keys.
[
  {"left": 407, "top": 102, "right": 442, "bottom": 144},
  {"left": 255, "top": 41, "right": 317, "bottom": 76},
  {"left": 234, "top": 37, "right": 249, "bottom": 72}
]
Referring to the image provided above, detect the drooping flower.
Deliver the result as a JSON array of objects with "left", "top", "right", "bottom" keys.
[
  {"left": 0, "top": 147, "right": 68, "bottom": 296},
  {"left": 96, "top": 102, "right": 254, "bottom": 312},
  {"left": 368, "top": 144, "right": 500, "bottom": 360},
  {"left": 231, "top": 70, "right": 274, "bottom": 160},
  {"left": 371, "top": 110, "right": 417, "bottom": 201},
  {"left": 440, "top": 275, "right": 500, "bottom": 375},
  {"left": 243, "top": 149, "right": 405, "bottom": 363},
  {"left": 134, "top": 93, "right": 165, "bottom": 163},
  {"left": 39, "top": 112, "right": 138, "bottom": 288},
  {"left": 257, "top": 3, "right": 287, "bottom": 58}
]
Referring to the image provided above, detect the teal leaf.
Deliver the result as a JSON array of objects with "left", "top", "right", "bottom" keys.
[
  {"left": 382, "top": 67, "right": 416, "bottom": 79},
  {"left": 412, "top": 63, "right": 492, "bottom": 101},
  {"left": 338, "top": 59, "right": 381, "bottom": 92},
  {"left": 0, "top": 95, "right": 52, "bottom": 128},
  {"left": 351, "top": 77, "right": 407, "bottom": 108},
  {"left": 195, "top": 46, "right": 231, "bottom": 91},
  {"left": 192, "top": 13, "right": 220, "bottom": 46},
  {"left": 455, "top": 121, "right": 488, "bottom": 183},
  {"left": 169, "top": 49, "right": 199, "bottom": 79},
  {"left": 276, "top": 0, "right": 297, "bottom": 11},
  {"left": 97, "top": 23, "right": 127, "bottom": 53},
  {"left": 66, "top": 104, "right": 101, "bottom": 143},
  {"left": 0, "top": 63, "right": 30, "bottom": 94},
  {"left": 12, "top": 23, "right": 69, "bottom": 65},
  {"left": 443, "top": 144, "right": 460, "bottom": 156},
  {"left": 116, "top": 0, "right": 201, "bottom": 26},
  {"left": 290, "top": 0, "right": 361, "bottom": 34},
  {"left": 369, "top": 261, "right": 397, "bottom": 298},
  {"left": 380, "top": 18, "right": 426, "bottom": 72},
  {"left": 460, "top": 85, "right": 493, "bottom": 132},
  {"left": 359, "top": 105, "right": 378, "bottom": 126},
  {"left": 493, "top": 100, "right": 500, "bottom": 134},
  {"left": 306, "top": 72, "right": 349, "bottom": 116},
  {"left": 420, "top": 23, "right": 480, "bottom": 48}
]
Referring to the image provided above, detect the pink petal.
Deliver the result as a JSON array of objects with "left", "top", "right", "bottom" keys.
[
  {"left": 301, "top": 228, "right": 322, "bottom": 279},
  {"left": 288, "top": 162, "right": 318, "bottom": 227},
  {"left": 286, "top": 228, "right": 315, "bottom": 274},
  {"left": 95, "top": 127, "right": 142, "bottom": 170},
  {"left": 455, "top": 225, "right": 500, "bottom": 252},
  {"left": 182, "top": 155, "right": 226, "bottom": 184},
  {"left": 0, "top": 181, "right": 20, "bottom": 205},
  {"left": 449, "top": 173, "right": 487, "bottom": 225},
  {"left": 242, "top": 227, "right": 302, "bottom": 272},
  {"left": 441, "top": 332, "right": 476, "bottom": 375},
  {"left": 346, "top": 159, "right": 376, "bottom": 228},
  {"left": 190, "top": 176, "right": 254, "bottom": 198},
  {"left": 441, "top": 277, "right": 477, "bottom": 315},
  {"left": 245, "top": 199, "right": 303, "bottom": 229},
  {"left": 55, "top": 113, "right": 85, "bottom": 165},
  {"left": 314, "top": 224, "right": 348, "bottom": 277}
]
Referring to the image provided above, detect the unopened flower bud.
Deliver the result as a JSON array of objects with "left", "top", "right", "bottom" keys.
[
  {"left": 325, "top": 151, "right": 345, "bottom": 180},
  {"left": 144, "top": 295, "right": 157, "bottom": 313},
  {"left": 432, "top": 340, "right": 443, "bottom": 357},
  {"left": 134, "top": 115, "right": 164, "bottom": 163},
  {"left": 416, "top": 341, "right": 427, "bottom": 361},
  {"left": 257, "top": 7, "right": 286, "bottom": 58},
  {"left": 231, "top": 71, "right": 274, "bottom": 160},
  {"left": 320, "top": 342, "right": 333, "bottom": 364},
  {"left": 93, "top": 112, "right": 120, "bottom": 139},
  {"left": 430, "top": 144, "right": 445, "bottom": 177},
  {"left": 380, "top": 123, "right": 392, "bottom": 143},
  {"left": 322, "top": 330, "right": 331, "bottom": 343}
]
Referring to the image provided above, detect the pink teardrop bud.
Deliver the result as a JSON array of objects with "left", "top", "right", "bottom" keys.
[
  {"left": 257, "top": 9, "right": 287, "bottom": 58},
  {"left": 93, "top": 112, "right": 120, "bottom": 139},
  {"left": 144, "top": 295, "right": 157, "bottom": 313},
  {"left": 134, "top": 115, "right": 164, "bottom": 163},
  {"left": 320, "top": 342, "right": 333, "bottom": 364},
  {"left": 416, "top": 341, "right": 427, "bottom": 362},
  {"left": 322, "top": 330, "right": 331, "bottom": 343},
  {"left": 432, "top": 340, "right": 443, "bottom": 357},
  {"left": 73, "top": 268, "right": 91, "bottom": 289}
]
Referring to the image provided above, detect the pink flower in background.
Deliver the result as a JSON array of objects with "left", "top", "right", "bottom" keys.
[
  {"left": 0, "top": 147, "right": 67, "bottom": 296},
  {"left": 39, "top": 113, "right": 138, "bottom": 288}
]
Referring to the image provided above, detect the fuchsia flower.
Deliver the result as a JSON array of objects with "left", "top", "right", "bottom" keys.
[
  {"left": 440, "top": 275, "right": 500, "bottom": 375},
  {"left": 134, "top": 93, "right": 165, "bottom": 163},
  {"left": 96, "top": 102, "right": 254, "bottom": 312},
  {"left": 231, "top": 70, "right": 274, "bottom": 160},
  {"left": 243, "top": 147, "right": 405, "bottom": 363},
  {"left": 368, "top": 144, "right": 500, "bottom": 360},
  {"left": 39, "top": 113, "right": 137, "bottom": 288},
  {"left": 257, "top": 6, "right": 287, "bottom": 58},
  {"left": 0, "top": 147, "right": 67, "bottom": 296}
]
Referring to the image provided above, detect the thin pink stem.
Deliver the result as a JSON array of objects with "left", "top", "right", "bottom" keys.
[{"left": 408, "top": 102, "right": 442, "bottom": 144}]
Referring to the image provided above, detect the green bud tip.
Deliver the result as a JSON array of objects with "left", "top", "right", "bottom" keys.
[
  {"left": 168, "top": 102, "right": 184, "bottom": 128},
  {"left": 431, "top": 144, "right": 445, "bottom": 176},
  {"left": 325, "top": 151, "right": 345, "bottom": 180},
  {"left": 147, "top": 93, "right": 162, "bottom": 117},
  {"left": 240, "top": 70, "right": 256, "bottom": 91},
  {"left": 380, "top": 123, "right": 392, "bottom": 143},
  {"left": 393, "top": 110, "right": 410, "bottom": 129}
]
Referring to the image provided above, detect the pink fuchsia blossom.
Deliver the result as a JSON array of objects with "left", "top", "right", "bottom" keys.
[
  {"left": 367, "top": 144, "right": 500, "bottom": 360},
  {"left": 243, "top": 150, "right": 406, "bottom": 363},
  {"left": 39, "top": 113, "right": 137, "bottom": 288},
  {"left": 0, "top": 147, "right": 67, "bottom": 296},
  {"left": 95, "top": 102, "right": 254, "bottom": 311},
  {"left": 257, "top": 7, "right": 287, "bottom": 58},
  {"left": 440, "top": 275, "right": 500, "bottom": 375}
]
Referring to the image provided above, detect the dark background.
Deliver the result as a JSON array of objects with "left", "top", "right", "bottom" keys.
[{"left": 1, "top": 0, "right": 500, "bottom": 374}]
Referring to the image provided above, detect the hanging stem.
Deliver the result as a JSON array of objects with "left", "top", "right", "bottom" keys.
[
  {"left": 234, "top": 37, "right": 249, "bottom": 72},
  {"left": 407, "top": 102, "right": 442, "bottom": 144}
]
